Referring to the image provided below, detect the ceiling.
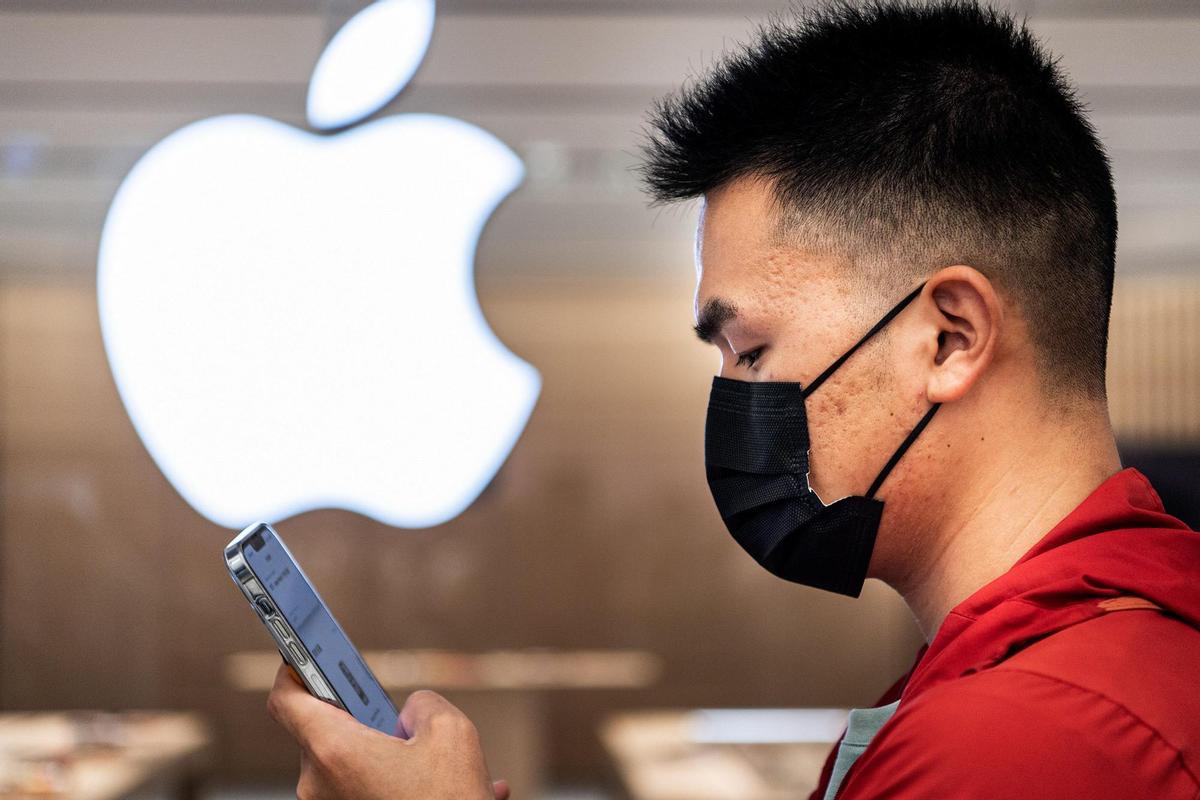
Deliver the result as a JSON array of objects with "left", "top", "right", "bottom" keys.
[{"left": 1, "top": 0, "right": 1197, "bottom": 282}]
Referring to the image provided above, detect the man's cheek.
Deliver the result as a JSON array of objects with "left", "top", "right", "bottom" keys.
[{"left": 806, "top": 391, "right": 876, "bottom": 497}]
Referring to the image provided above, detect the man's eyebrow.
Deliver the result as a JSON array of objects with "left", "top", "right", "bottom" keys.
[{"left": 694, "top": 297, "right": 738, "bottom": 343}]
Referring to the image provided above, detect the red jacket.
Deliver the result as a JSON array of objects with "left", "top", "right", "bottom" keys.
[{"left": 810, "top": 468, "right": 1200, "bottom": 800}]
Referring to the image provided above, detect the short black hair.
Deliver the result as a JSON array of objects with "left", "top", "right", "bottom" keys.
[{"left": 640, "top": 0, "right": 1116, "bottom": 398}]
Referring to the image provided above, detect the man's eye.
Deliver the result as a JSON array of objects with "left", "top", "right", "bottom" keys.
[{"left": 735, "top": 347, "right": 764, "bottom": 369}]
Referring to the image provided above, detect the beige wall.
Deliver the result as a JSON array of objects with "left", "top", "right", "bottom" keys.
[
  {"left": 0, "top": 278, "right": 923, "bottom": 783},
  {"left": 1107, "top": 276, "right": 1200, "bottom": 444}
]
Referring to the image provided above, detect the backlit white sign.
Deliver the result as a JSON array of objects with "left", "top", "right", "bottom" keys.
[{"left": 97, "top": 0, "right": 539, "bottom": 529}]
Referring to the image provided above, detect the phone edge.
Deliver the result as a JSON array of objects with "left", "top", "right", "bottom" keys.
[{"left": 224, "top": 522, "right": 345, "bottom": 708}]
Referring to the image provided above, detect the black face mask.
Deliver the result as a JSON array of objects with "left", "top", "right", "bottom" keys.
[{"left": 704, "top": 284, "right": 940, "bottom": 597}]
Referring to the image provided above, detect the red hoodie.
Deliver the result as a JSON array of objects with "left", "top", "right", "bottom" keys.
[{"left": 809, "top": 468, "right": 1200, "bottom": 800}]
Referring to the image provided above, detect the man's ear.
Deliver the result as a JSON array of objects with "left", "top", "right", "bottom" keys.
[{"left": 922, "top": 265, "right": 1002, "bottom": 404}]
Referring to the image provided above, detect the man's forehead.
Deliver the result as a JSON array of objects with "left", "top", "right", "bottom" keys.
[
  {"left": 694, "top": 229, "right": 823, "bottom": 314},
  {"left": 694, "top": 193, "right": 773, "bottom": 303},
  {"left": 696, "top": 180, "right": 778, "bottom": 262},
  {"left": 692, "top": 178, "right": 853, "bottom": 334}
]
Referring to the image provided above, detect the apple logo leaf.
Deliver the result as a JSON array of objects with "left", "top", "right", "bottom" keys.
[{"left": 306, "top": 0, "right": 436, "bottom": 131}]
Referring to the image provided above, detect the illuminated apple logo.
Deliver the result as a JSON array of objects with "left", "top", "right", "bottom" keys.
[{"left": 97, "top": 0, "right": 539, "bottom": 529}]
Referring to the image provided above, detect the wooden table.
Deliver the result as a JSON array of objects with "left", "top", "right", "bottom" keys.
[
  {"left": 0, "top": 712, "right": 212, "bottom": 800},
  {"left": 227, "top": 648, "right": 662, "bottom": 799},
  {"left": 601, "top": 709, "right": 848, "bottom": 800}
]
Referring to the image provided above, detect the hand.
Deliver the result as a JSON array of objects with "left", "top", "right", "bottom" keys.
[{"left": 267, "top": 663, "right": 510, "bottom": 800}]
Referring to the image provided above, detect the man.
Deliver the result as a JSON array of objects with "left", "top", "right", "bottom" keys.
[{"left": 266, "top": 2, "right": 1200, "bottom": 798}]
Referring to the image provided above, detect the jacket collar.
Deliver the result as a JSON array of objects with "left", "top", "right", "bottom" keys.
[{"left": 900, "top": 468, "right": 1197, "bottom": 701}]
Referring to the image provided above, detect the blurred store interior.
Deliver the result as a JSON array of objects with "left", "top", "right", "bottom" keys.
[{"left": 0, "top": 0, "right": 1197, "bottom": 798}]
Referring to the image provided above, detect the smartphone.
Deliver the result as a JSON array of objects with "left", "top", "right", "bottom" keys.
[{"left": 224, "top": 522, "right": 402, "bottom": 736}]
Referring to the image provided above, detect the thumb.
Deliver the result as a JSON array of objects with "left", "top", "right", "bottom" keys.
[{"left": 493, "top": 779, "right": 511, "bottom": 800}]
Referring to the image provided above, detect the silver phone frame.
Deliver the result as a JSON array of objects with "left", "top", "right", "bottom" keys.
[{"left": 224, "top": 522, "right": 400, "bottom": 727}]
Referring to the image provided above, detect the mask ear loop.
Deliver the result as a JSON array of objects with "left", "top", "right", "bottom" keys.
[
  {"left": 801, "top": 283, "right": 926, "bottom": 399},
  {"left": 865, "top": 402, "right": 941, "bottom": 499},
  {"left": 795, "top": 281, "right": 939, "bottom": 499}
]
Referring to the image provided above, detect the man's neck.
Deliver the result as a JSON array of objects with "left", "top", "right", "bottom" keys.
[{"left": 895, "top": 404, "right": 1123, "bottom": 643}]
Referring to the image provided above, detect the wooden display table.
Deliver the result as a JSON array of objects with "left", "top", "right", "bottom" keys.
[
  {"left": 601, "top": 708, "right": 848, "bottom": 800},
  {"left": 0, "top": 712, "right": 212, "bottom": 800},
  {"left": 227, "top": 648, "right": 661, "bottom": 799}
]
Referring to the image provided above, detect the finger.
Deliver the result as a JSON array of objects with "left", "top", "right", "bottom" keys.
[
  {"left": 398, "top": 689, "right": 470, "bottom": 741},
  {"left": 267, "top": 662, "right": 350, "bottom": 750},
  {"left": 493, "top": 779, "right": 511, "bottom": 800}
]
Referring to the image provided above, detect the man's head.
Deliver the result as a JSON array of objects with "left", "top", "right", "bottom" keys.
[
  {"left": 643, "top": 0, "right": 1115, "bottom": 392},
  {"left": 640, "top": 1, "right": 1119, "bottom": 588}
]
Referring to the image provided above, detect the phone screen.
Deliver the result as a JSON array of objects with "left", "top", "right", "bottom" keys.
[{"left": 244, "top": 531, "right": 400, "bottom": 736}]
